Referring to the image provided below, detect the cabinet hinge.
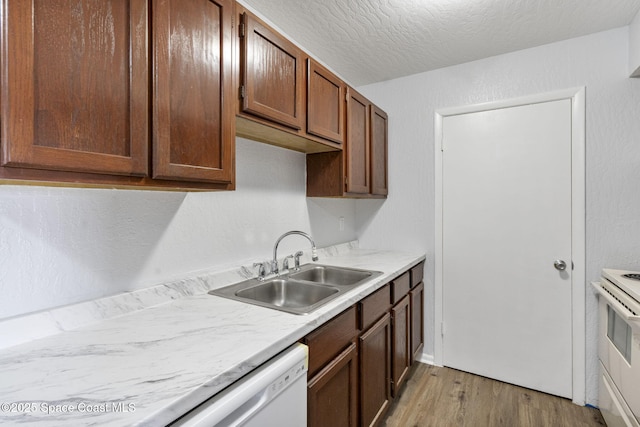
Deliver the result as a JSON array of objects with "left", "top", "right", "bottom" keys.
[
  {"left": 240, "top": 85, "right": 246, "bottom": 99},
  {"left": 239, "top": 22, "right": 245, "bottom": 38}
]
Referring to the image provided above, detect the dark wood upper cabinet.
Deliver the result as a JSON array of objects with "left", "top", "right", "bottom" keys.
[
  {"left": 345, "top": 88, "right": 370, "bottom": 194},
  {"left": 370, "top": 105, "right": 388, "bottom": 196},
  {"left": 234, "top": 6, "right": 341, "bottom": 154},
  {"left": 239, "top": 11, "right": 305, "bottom": 130},
  {"left": 306, "top": 89, "right": 388, "bottom": 199},
  {"left": 152, "top": 0, "right": 234, "bottom": 184},
  {"left": 307, "top": 59, "right": 345, "bottom": 144},
  {"left": 0, "top": 0, "right": 235, "bottom": 190},
  {"left": 1, "top": 0, "right": 149, "bottom": 176}
]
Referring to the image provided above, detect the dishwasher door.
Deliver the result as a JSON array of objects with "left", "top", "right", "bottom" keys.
[{"left": 173, "top": 343, "right": 308, "bottom": 427}]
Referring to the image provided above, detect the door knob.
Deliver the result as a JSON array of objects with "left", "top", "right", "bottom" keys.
[{"left": 553, "top": 260, "right": 567, "bottom": 271}]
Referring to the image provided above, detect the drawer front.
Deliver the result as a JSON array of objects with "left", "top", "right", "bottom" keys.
[
  {"left": 410, "top": 262, "right": 425, "bottom": 288},
  {"left": 391, "top": 271, "right": 411, "bottom": 305},
  {"left": 304, "top": 306, "right": 358, "bottom": 377},
  {"left": 359, "top": 284, "right": 391, "bottom": 331},
  {"left": 599, "top": 362, "right": 640, "bottom": 427}
]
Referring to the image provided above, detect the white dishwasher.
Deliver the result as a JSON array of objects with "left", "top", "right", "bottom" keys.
[{"left": 173, "top": 343, "right": 308, "bottom": 427}]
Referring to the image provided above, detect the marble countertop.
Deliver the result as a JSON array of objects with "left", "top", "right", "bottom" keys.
[{"left": 0, "top": 245, "right": 425, "bottom": 426}]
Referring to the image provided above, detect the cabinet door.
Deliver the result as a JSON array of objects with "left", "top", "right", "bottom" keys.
[
  {"left": 345, "top": 88, "right": 370, "bottom": 194},
  {"left": 410, "top": 281, "right": 425, "bottom": 363},
  {"left": 1, "top": 0, "right": 148, "bottom": 176},
  {"left": 360, "top": 313, "right": 391, "bottom": 427},
  {"left": 370, "top": 105, "right": 388, "bottom": 196},
  {"left": 308, "top": 342, "right": 358, "bottom": 427},
  {"left": 307, "top": 59, "right": 345, "bottom": 144},
  {"left": 391, "top": 294, "right": 411, "bottom": 397},
  {"left": 240, "top": 12, "right": 304, "bottom": 130},
  {"left": 152, "top": 0, "right": 234, "bottom": 183}
]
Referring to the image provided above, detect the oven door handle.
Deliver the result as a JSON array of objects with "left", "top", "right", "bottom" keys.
[{"left": 592, "top": 281, "right": 640, "bottom": 322}]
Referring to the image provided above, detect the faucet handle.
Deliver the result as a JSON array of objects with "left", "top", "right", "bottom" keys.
[
  {"left": 253, "top": 262, "right": 269, "bottom": 280},
  {"left": 282, "top": 255, "right": 294, "bottom": 272},
  {"left": 293, "top": 251, "right": 304, "bottom": 270}
]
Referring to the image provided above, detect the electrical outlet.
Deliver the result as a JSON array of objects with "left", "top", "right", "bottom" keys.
[{"left": 339, "top": 216, "right": 345, "bottom": 231}]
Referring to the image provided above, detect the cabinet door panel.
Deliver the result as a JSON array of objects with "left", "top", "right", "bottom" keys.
[
  {"left": 370, "top": 105, "right": 388, "bottom": 196},
  {"left": 241, "top": 12, "right": 304, "bottom": 130},
  {"left": 391, "top": 294, "right": 411, "bottom": 396},
  {"left": 345, "top": 88, "right": 369, "bottom": 194},
  {"left": 2, "top": 0, "right": 148, "bottom": 176},
  {"left": 307, "top": 59, "right": 344, "bottom": 144},
  {"left": 152, "top": 0, "right": 234, "bottom": 183},
  {"left": 308, "top": 342, "right": 358, "bottom": 427},
  {"left": 410, "top": 281, "right": 425, "bottom": 363},
  {"left": 360, "top": 313, "right": 391, "bottom": 427}
]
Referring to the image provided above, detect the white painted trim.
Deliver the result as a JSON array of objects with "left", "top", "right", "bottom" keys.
[
  {"left": 415, "top": 352, "right": 437, "bottom": 366},
  {"left": 571, "top": 87, "right": 586, "bottom": 406},
  {"left": 434, "top": 87, "right": 587, "bottom": 404}
]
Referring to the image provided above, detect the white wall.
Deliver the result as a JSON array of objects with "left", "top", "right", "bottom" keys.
[
  {"left": 0, "top": 138, "right": 357, "bottom": 319},
  {"left": 356, "top": 27, "right": 640, "bottom": 405},
  {"left": 630, "top": 9, "right": 640, "bottom": 76}
]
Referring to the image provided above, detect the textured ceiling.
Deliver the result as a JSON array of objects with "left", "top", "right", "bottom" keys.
[{"left": 241, "top": 0, "right": 640, "bottom": 86}]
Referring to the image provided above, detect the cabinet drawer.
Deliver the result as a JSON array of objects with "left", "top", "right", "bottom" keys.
[
  {"left": 359, "top": 284, "right": 391, "bottom": 331},
  {"left": 391, "top": 272, "right": 411, "bottom": 305},
  {"left": 304, "top": 306, "right": 358, "bottom": 377},
  {"left": 410, "top": 262, "right": 425, "bottom": 289}
]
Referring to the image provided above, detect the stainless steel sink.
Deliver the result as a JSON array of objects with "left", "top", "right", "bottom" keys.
[
  {"left": 289, "top": 265, "right": 373, "bottom": 286},
  {"left": 236, "top": 279, "right": 338, "bottom": 309},
  {"left": 209, "top": 264, "right": 382, "bottom": 315}
]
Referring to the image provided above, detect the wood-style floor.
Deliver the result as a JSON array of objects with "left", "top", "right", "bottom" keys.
[{"left": 382, "top": 363, "right": 605, "bottom": 427}]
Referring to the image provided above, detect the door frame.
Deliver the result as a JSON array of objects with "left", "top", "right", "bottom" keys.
[{"left": 433, "top": 87, "right": 586, "bottom": 404}]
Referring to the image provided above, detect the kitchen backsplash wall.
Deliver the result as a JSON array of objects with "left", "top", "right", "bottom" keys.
[
  {"left": 0, "top": 138, "right": 357, "bottom": 320},
  {"left": 355, "top": 27, "right": 640, "bottom": 405}
]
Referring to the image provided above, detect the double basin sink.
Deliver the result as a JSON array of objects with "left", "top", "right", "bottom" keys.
[{"left": 209, "top": 264, "right": 382, "bottom": 315}]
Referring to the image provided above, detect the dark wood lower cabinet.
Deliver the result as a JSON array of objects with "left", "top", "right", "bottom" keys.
[
  {"left": 308, "top": 342, "right": 358, "bottom": 427},
  {"left": 305, "top": 262, "right": 425, "bottom": 426},
  {"left": 391, "top": 294, "right": 411, "bottom": 397},
  {"left": 360, "top": 313, "right": 391, "bottom": 427}
]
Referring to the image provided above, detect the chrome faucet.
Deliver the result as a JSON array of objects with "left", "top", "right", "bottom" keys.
[{"left": 272, "top": 231, "right": 318, "bottom": 275}]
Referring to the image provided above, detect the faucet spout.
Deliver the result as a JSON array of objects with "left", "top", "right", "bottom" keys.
[{"left": 272, "top": 231, "right": 318, "bottom": 275}]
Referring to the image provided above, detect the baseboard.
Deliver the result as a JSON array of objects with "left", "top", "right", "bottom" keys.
[{"left": 415, "top": 352, "right": 440, "bottom": 367}]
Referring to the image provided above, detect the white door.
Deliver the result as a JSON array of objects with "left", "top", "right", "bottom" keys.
[{"left": 442, "top": 99, "right": 573, "bottom": 398}]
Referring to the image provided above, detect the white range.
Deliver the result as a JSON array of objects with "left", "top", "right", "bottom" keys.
[{"left": 593, "top": 269, "right": 640, "bottom": 427}]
